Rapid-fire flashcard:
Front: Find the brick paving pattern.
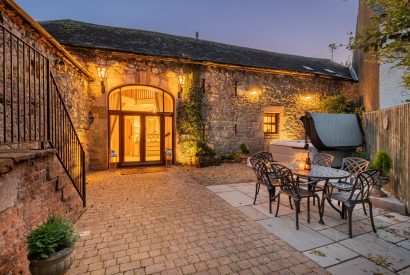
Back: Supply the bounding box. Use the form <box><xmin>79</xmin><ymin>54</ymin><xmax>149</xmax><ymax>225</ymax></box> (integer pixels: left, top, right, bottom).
<box><xmin>68</xmin><ymin>168</ymin><xmax>328</xmax><ymax>275</ymax></box>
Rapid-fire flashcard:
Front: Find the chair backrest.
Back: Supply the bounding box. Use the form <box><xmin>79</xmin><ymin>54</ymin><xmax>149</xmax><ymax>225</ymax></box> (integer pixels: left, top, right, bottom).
<box><xmin>312</xmin><ymin>153</ymin><xmax>334</xmax><ymax>167</ymax></box>
<box><xmin>348</xmin><ymin>169</ymin><xmax>381</xmax><ymax>201</ymax></box>
<box><xmin>249</xmin><ymin>157</ymin><xmax>271</xmax><ymax>186</ymax></box>
<box><xmin>341</xmin><ymin>157</ymin><xmax>370</xmax><ymax>176</ymax></box>
<box><xmin>270</xmin><ymin>163</ymin><xmax>299</xmax><ymax>196</ymax></box>
<box><xmin>253</xmin><ymin>151</ymin><xmax>274</xmax><ymax>163</ymax></box>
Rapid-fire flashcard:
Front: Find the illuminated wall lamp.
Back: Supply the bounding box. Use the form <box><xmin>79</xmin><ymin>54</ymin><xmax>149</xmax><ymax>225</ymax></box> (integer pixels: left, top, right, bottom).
<box><xmin>177</xmin><ymin>75</ymin><xmax>185</xmax><ymax>97</ymax></box>
<box><xmin>97</xmin><ymin>66</ymin><xmax>108</xmax><ymax>94</ymax></box>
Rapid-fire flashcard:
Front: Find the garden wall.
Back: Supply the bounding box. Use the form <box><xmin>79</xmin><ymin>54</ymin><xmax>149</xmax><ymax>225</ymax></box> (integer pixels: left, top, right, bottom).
<box><xmin>364</xmin><ymin>103</ymin><xmax>410</xmax><ymax>210</ymax></box>
<box><xmin>0</xmin><ymin>150</ymin><xmax>84</xmax><ymax>274</ymax></box>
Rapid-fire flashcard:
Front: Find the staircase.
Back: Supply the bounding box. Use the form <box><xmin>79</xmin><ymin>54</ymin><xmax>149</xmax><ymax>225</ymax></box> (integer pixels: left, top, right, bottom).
<box><xmin>0</xmin><ymin>23</ymin><xmax>86</xmax><ymax>206</ymax></box>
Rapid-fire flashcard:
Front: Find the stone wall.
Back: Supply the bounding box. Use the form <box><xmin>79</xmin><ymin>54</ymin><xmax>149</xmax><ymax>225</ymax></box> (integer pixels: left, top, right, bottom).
<box><xmin>0</xmin><ymin>150</ymin><xmax>84</xmax><ymax>274</ymax></box>
<box><xmin>203</xmin><ymin>66</ymin><xmax>360</xmax><ymax>153</ymax></box>
<box><xmin>66</xmin><ymin>47</ymin><xmax>359</xmax><ymax>167</ymax></box>
<box><xmin>0</xmin><ymin>4</ymin><xmax>91</xmax><ymax>162</ymax></box>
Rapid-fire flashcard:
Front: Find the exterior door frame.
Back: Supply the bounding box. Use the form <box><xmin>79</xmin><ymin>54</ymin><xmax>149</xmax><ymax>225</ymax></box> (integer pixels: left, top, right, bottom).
<box><xmin>107</xmin><ymin>84</ymin><xmax>175</xmax><ymax>168</ymax></box>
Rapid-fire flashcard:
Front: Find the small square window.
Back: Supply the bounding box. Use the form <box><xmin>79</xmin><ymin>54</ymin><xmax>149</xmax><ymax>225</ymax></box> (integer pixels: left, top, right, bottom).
<box><xmin>264</xmin><ymin>113</ymin><xmax>279</xmax><ymax>137</ymax></box>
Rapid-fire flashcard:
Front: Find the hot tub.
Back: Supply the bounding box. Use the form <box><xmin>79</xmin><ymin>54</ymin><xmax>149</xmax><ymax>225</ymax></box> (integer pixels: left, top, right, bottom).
<box><xmin>267</xmin><ymin>140</ymin><xmax>350</xmax><ymax>167</ymax></box>
<box><xmin>267</xmin><ymin>140</ymin><xmax>317</xmax><ymax>163</ymax></box>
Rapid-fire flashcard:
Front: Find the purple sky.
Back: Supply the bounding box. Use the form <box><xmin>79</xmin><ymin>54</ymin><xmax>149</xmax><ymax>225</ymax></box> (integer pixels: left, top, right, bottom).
<box><xmin>15</xmin><ymin>0</ymin><xmax>359</xmax><ymax>65</ymax></box>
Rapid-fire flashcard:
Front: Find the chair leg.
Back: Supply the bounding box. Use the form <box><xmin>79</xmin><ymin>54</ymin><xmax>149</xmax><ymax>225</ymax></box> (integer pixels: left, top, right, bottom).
<box><xmin>307</xmin><ymin>197</ymin><xmax>310</xmax><ymax>223</ymax></box>
<box><xmin>295</xmin><ymin>199</ymin><xmax>301</xmax><ymax>230</ymax></box>
<box><xmin>316</xmin><ymin>195</ymin><xmax>322</xmax><ymax>220</ymax></box>
<box><xmin>347</xmin><ymin>205</ymin><xmax>354</xmax><ymax>238</ymax></box>
<box><xmin>362</xmin><ymin>203</ymin><xmax>367</xmax><ymax>216</ymax></box>
<box><xmin>275</xmin><ymin>193</ymin><xmax>281</xmax><ymax>217</ymax></box>
<box><xmin>288</xmin><ymin>196</ymin><xmax>293</xmax><ymax>210</ymax></box>
<box><xmin>253</xmin><ymin>183</ymin><xmax>260</xmax><ymax>205</ymax></box>
<box><xmin>319</xmin><ymin>195</ymin><xmax>326</xmax><ymax>224</ymax></box>
<box><xmin>312</xmin><ymin>186</ymin><xmax>316</xmax><ymax>206</ymax></box>
<box><xmin>368</xmin><ymin>201</ymin><xmax>377</xmax><ymax>233</ymax></box>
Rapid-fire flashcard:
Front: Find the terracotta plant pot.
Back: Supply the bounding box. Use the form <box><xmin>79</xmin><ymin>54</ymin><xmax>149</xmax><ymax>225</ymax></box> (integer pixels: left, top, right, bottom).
<box><xmin>29</xmin><ymin>246</ymin><xmax>74</xmax><ymax>275</ymax></box>
<box><xmin>372</xmin><ymin>176</ymin><xmax>389</xmax><ymax>197</ymax></box>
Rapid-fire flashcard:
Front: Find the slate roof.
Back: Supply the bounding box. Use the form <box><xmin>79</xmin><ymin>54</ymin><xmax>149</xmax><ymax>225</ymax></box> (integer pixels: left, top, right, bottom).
<box><xmin>40</xmin><ymin>19</ymin><xmax>354</xmax><ymax>80</ymax></box>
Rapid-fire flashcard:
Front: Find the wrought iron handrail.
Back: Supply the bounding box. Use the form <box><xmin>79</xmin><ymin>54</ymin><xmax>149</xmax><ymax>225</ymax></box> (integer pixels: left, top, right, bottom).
<box><xmin>0</xmin><ymin>23</ymin><xmax>86</xmax><ymax>206</ymax></box>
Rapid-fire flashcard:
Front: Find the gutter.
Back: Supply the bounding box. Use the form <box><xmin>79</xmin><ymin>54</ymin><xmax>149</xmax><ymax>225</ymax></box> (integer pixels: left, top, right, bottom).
<box><xmin>3</xmin><ymin>0</ymin><xmax>95</xmax><ymax>81</ymax></box>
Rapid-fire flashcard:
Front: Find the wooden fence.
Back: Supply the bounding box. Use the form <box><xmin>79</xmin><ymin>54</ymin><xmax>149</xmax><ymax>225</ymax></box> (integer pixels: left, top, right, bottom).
<box><xmin>364</xmin><ymin>103</ymin><xmax>410</xmax><ymax>210</ymax></box>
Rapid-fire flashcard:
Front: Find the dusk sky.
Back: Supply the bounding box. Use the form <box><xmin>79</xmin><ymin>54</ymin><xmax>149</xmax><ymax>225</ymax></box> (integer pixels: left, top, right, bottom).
<box><xmin>15</xmin><ymin>0</ymin><xmax>359</xmax><ymax>65</ymax></box>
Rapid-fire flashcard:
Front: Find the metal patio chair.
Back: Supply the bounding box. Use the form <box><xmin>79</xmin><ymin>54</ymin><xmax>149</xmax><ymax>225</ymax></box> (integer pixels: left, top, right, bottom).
<box><xmin>250</xmin><ymin>157</ymin><xmax>295</xmax><ymax>212</ymax></box>
<box><xmin>312</xmin><ymin>153</ymin><xmax>334</xmax><ymax>167</ymax></box>
<box><xmin>253</xmin><ymin>151</ymin><xmax>275</xmax><ymax>163</ymax></box>
<box><xmin>271</xmin><ymin>163</ymin><xmax>321</xmax><ymax>230</ymax></box>
<box><xmin>305</xmin><ymin>153</ymin><xmax>334</xmax><ymax>205</ymax></box>
<box><xmin>324</xmin><ymin>169</ymin><xmax>381</xmax><ymax>238</ymax></box>
<box><xmin>329</xmin><ymin>157</ymin><xmax>370</xmax><ymax>214</ymax></box>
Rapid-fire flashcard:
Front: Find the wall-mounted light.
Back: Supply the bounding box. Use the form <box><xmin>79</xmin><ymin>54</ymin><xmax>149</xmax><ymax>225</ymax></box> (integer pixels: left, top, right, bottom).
<box><xmin>97</xmin><ymin>65</ymin><xmax>108</xmax><ymax>94</ymax></box>
<box><xmin>177</xmin><ymin>71</ymin><xmax>185</xmax><ymax>98</ymax></box>
<box><xmin>177</xmin><ymin>75</ymin><xmax>185</xmax><ymax>85</ymax></box>
<box><xmin>303</xmin><ymin>95</ymin><xmax>312</xmax><ymax>101</ymax></box>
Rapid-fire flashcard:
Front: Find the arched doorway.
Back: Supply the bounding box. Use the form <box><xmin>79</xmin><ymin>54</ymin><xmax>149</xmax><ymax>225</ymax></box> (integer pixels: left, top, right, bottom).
<box><xmin>108</xmin><ymin>84</ymin><xmax>175</xmax><ymax>166</ymax></box>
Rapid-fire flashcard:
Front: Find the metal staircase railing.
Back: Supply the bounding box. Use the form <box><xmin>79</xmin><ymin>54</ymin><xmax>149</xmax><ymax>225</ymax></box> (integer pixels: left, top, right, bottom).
<box><xmin>0</xmin><ymin>23</ymin><xmax>86</xmax><ymax>206</ymax></box>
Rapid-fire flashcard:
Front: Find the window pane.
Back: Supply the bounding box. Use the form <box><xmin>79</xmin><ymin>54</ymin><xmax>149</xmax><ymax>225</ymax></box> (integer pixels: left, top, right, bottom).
<box><xmin>109</xmin><ymin>90</ymin><xmax>121</xmax><ymax>110</ymax></box>
<box><xmin>164</xmin><ymin>93</ymin><xmax>173</xmax><ymax>112</ymax></box>
<box><xmin>120</xmin><ymin>86</ymin><xmax>164</xmax><ymax>112</ymax></box>
<box><xmin>109</xmin><ymin>115</ymin><xmax>119</xmax><ymax>159</ymax></box>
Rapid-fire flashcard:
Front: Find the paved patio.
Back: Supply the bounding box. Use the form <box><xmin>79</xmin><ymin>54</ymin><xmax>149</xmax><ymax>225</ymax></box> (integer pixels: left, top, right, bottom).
<box><xmin>208</xmin><ymin>183</ymin><xmax>410</xmax><ymax>274</ymax></box>
<box><xmin>68</xmin><ymin>169</ymin><xmax>327</xmax><ymax>275</ymax></box>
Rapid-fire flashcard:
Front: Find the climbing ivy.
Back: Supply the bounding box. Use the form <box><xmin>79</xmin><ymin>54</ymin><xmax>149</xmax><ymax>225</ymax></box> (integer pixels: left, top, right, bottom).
<box><xmin>176</xmin><ymin>64</ymin><xmax>206</xmax><ymax>160</ymax></box>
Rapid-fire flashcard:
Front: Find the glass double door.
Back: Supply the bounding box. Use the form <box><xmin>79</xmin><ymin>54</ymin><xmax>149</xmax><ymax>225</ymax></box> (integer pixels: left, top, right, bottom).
<box><xmin>110</xmin><ymin>114</ymin><xmax>173</xmax><ymax>166</ymax></box>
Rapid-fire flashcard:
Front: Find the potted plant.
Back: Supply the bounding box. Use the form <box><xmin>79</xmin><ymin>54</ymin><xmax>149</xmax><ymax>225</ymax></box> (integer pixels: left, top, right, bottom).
<box><xmin>193</xmin><ymin>142</ymin><xmax>220</xmax><ymax>168</ymax></box>
<box><xmin>369</xmin><ymin>150</ymin><xmax>393</xmax><ymax>197</ymax></box>
<box><xmin>27</xmin><ymin>216</ymin><xmax>79</xmax><ymax>275</ymax></box>
<box><xmin>239</xmin><ymin>143</ymin><xmax>251</xmax><ymax>164</ymax></box>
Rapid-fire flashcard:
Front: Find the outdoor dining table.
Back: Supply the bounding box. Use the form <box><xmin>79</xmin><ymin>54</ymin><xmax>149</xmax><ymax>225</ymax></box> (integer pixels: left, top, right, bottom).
<box><xmin>279</xmin><ymin>162</ymin><xmax>350</xmax><ymax>224</ymax></box>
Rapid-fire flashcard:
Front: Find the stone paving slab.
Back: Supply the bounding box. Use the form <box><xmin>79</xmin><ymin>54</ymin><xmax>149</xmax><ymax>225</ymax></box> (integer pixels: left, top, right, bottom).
<box><xmin>303</xmin><ymin>243</ymin><xmax>359</xmax><ymax>267</ymax></box>
<box><xmin>258</xmin><ymin>217</ymin><xmax>334</xmax><ymax>251</ymax></box>
<box><xmin>210</xmin><ymin>182</ymin><xmax>410</xmax><ymax>274</ymax></box>
<box><xmin>340</xmin><ymin>233</ymin><xmax>410</xmax><ymax>272</ymax></box>
<box><xmin>326</xmin><ymin>256</ymin><xmax>395</xmax><ymax>275</ymax></box>
<box><xmin>67</xmin><ymin>170</ymin><xmax>326</xmax><ymax>275</ymax></box>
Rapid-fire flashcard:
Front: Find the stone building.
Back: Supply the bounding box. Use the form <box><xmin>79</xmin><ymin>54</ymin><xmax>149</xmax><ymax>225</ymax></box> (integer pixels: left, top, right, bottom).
<box><xmin>39</xmin><ymin>20</ymin><xmax>359</xmax><ymax>169</ymax></box>
<box><xmin>0</xmin><ymin>1</ymin><xmax>361</xmax><ymax>273</ymax></box>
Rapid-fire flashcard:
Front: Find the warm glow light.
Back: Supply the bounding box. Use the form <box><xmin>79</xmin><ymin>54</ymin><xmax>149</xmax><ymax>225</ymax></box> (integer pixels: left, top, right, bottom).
<box><xmin>304</xmin><ymin>96</ymin><xmax>312</xmax><ymax>101</ymax></box>
<box><xmin>250</xmin><ymin>90</ymin><xmax>258</xmax><ymax>96</ymax></box>
<box><xmin>178</xmin><ymin>75</ymin><xmax>185</xmax><ymax>85</ymax></box>
<box><xmin>97</xmin><ymin>67</ymin><xmax>107</xmax><ymax>79</ymax></box>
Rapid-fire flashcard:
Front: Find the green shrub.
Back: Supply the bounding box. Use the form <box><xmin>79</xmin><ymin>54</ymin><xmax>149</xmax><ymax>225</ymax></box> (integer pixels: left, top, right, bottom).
<box><xmin>319</xmin><ymin>95</ymin><xmax>356</xmax><ymax>114</ymax></box>
<box><xmin>239</xmin><ymin>143</ymin><xmax>250</xmax><ymax>154</ymax></box>
<box><xmin>220</xmin><ymin>152</ymin><xmax>241</xmax><ymax>161</ymax></box>
<box><xmin>369</xmin><ymin>150</ymin><xmax>393</xmax><ymax>176</ymax></box>
<box><xmin>27</xmin><ymin>216</ymin><xmax>79</xmax><ymax>260</ymax></box>
<box><xmin>196</xmin><ymin>142</ymin><xmax>216</xmax><ymax>157</ymax></box>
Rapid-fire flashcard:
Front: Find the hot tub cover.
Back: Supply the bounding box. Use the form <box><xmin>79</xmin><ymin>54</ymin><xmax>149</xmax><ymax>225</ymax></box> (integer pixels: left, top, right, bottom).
<box><xmin>301</xmin><ymin>112</ymin><xmax>364</xmax><ymax>150</ymax></box>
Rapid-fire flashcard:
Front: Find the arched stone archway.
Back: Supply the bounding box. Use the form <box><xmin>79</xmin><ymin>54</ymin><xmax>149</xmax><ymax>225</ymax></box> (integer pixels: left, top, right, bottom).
<box><xmin>108</xmin><ymin>84</ymin><xmax>175</xmax><ymax>166</ymax></box>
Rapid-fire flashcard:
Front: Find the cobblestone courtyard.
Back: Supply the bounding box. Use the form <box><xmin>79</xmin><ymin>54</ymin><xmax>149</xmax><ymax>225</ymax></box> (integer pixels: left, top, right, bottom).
<box><xmin>68</xmin><ymin>168</ymin><xmax>326</xmax><ymax>275</ymax></box>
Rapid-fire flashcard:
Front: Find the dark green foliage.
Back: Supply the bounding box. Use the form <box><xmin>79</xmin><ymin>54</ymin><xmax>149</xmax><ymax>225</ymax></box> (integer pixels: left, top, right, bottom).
<box><xmin>220</xmin><ymin>152</ymin><xmax>241</xmax><ymax>161</ymax></box>
<box><xmin>369</xmin><ymin>150</ymin><xmax>393</xmax><ymax>176</ymax></box>
<box><xmin>176</xmin><ymin>64</ymin><xmax>207</xmax><ymax>159</ymax></box>
<box><xmin>239</xmin><ymin>143</ymin><xmax>250</xmax><ymax>154</ymax></box>
<box><xmin>319</xmin><ymin>95</ymin><xmax>356</xmax><ymax>114</ymax></box>
<box><xmin>27</xmin><ymin>216</ymin><xmax>79</xmax><ymax>260</ymax></box>
<box><xmin>351</xmin><ymin>150</ymin><xmax>370</xmax><ymax>160</ymax></box>
<box><xmin>196</xmin><ymin>142</ymin><xmax>216</xmax><ymax>157</ymax></box>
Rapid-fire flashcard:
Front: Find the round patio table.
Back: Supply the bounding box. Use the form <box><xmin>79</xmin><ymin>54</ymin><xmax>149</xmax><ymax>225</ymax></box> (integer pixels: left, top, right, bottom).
<box><xmin>279</xmin><ymin>163</ymin><xmax>350</xmax><ymax>224</ymax></box>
